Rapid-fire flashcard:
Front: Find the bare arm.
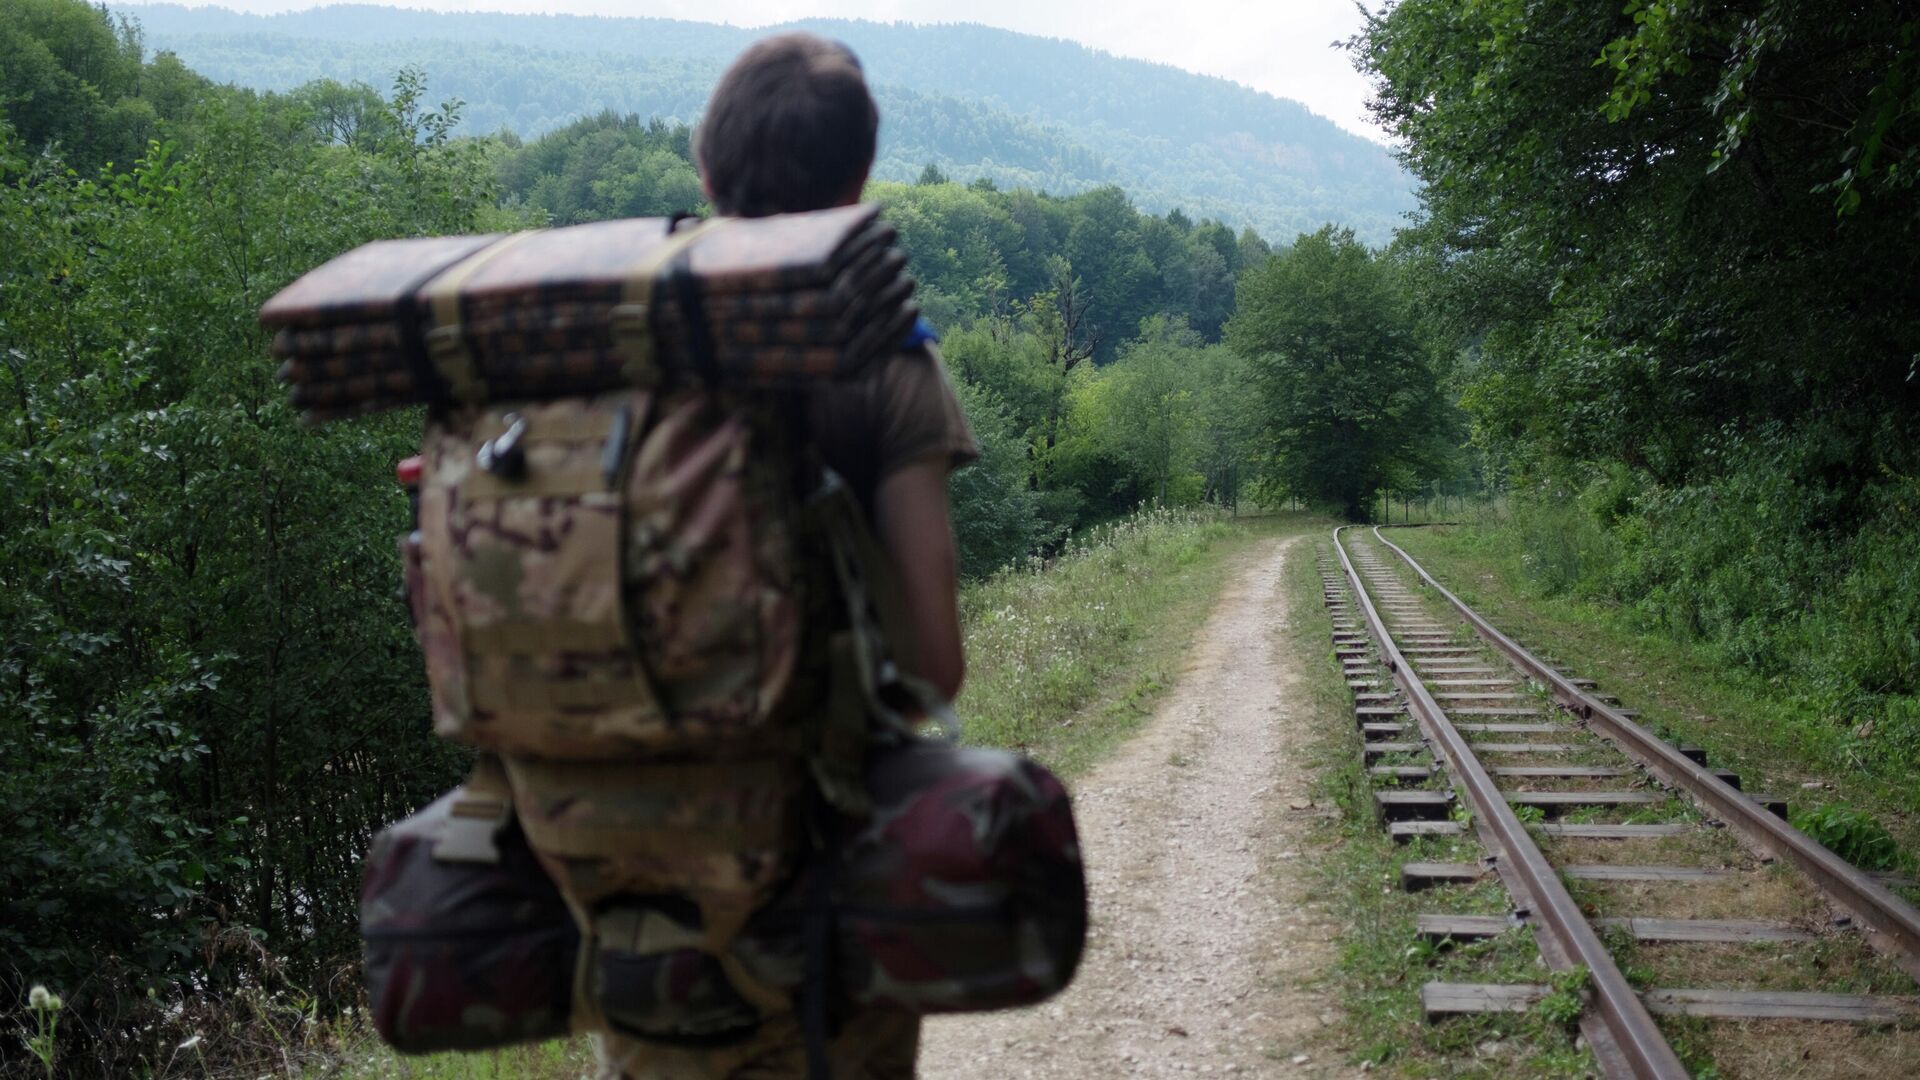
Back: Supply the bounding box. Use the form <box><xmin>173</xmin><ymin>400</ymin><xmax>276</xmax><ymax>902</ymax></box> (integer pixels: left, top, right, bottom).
<box><xmin>872</xmin><ymin>457</ymin><xmax>965</xmax><ymax>700</ymax></box>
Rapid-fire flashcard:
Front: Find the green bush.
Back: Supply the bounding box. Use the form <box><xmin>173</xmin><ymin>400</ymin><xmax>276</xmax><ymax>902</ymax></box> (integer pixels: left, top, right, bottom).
<box><xmin>1790</xmin><ymin>804</ymin><xmax>1906</xmax><ymax>873</ymax></box>
<box><xmin>1483</xmin><ymin>433</ymin><xmax>1920</xmax><ymax>778</ymax></box>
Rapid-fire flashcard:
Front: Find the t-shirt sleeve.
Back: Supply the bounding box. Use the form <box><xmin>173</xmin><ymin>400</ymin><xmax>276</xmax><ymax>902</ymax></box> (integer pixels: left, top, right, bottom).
<box><xmin>870</xmin><ymin>344</ymin><xmax>981</xmax><ymax>478</ymax></box>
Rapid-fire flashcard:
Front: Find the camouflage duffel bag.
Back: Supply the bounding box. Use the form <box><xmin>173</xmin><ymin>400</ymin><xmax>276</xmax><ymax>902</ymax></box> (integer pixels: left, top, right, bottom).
<box><xmin>360</xmin><ymin>736</ymin><xmax>1085</xmax><ymax>1052</ymax></box>
<box><xmin>361</xmin><ymin>783</ymin><xmax>769</xmax><ymax>1054</ymax></box>
<box><xmin>842</xmin><ymin>738</ymin><xmax>1086</xmax><ymax>1011</ymax></box>
<box><xmin>361</xmin><ymin>787</ymin><xmax>577</xmax><ymax>1052</ymax></box>
<box><xmin>737</xmin><ymin>736</ymin><xmax>1089</xmax><ymax>1014</ymax></box>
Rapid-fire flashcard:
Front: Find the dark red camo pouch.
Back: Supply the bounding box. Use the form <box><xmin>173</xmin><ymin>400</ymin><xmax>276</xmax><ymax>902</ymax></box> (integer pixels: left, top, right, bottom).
<box><xmin>844</xmin><ymin>738</ymin><xmax>1088</xmax><ymax>1011</ymax></box>
<box><xmin>738</xmin><ymin>738</ymin><xmax>1089</xmax><ymax>1013</ymax></box>
<box><xmin>360</xmin><ymin>790</ymin><xmax>577</xmax><ymax>1052</ymax></box>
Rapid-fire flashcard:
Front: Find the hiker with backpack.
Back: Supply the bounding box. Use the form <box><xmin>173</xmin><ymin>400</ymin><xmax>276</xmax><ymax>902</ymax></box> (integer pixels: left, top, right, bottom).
<box><xmin>268</xmin><ymin>30</ymin><xmax>1087</xmax><ymax>1080</ymax></box>
<box><xmin>566</xmin><ymin>32</ymin><xmax>983</xmax><ymax>1079</ymax></box>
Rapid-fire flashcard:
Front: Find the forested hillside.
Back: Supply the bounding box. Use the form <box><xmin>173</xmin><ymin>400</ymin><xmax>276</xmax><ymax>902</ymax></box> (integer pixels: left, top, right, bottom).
<box><xmin>0</xmin><ymin>3</ymin><xmax>1459</xmax><ymax>1071</ymax></box>
<box><xmin>121</xmin><ymin>2</ymin><xmax>1415</xmax><ymax>242</ymax></box>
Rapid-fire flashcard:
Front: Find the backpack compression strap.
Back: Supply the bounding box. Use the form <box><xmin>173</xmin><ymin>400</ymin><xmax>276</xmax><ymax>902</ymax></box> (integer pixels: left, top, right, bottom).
<box><xmin>419</xmin><ymin>231</ymin><xmax>544</xmax><ymax>404</ymax></box>
<box><xmin>432</xmin><ymin>752</ymin><xmax>515</xmax><ymax>864</ymax></box>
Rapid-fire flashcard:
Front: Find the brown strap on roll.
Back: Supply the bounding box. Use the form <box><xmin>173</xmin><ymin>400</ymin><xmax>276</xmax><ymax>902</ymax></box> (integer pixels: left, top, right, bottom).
<box><xmin>609</xmin><ymin>218</ymin><xmax>731</xmax><ymax>386</ymax></box>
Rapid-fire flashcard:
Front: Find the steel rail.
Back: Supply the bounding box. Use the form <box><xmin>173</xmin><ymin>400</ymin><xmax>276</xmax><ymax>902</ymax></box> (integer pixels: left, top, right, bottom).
<box><xmin>1371</xmin><ymin>525</ymin><xmax>1920</xmax><ymax>976</ymax></box>
<box><xmin>1332</xmin><ymin>527</ymin><xmax>1689</xmax><ymax>1080</ymax></box>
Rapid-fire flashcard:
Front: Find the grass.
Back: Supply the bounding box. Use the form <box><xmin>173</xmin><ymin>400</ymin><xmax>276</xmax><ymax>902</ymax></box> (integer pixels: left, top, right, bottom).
<box><xmin>1286</xmin><ymin>537</ymin><xmax>1596</xmax><ymax>1079</ymax></box>
<box><xmin>1382</xmin><ymin>523</ymin><xmax>1920</xmax><ymax>876</ymax></box>
<box><xmin>296</xmin><ymin>1033</ymin><xmax>591</xmax><ymax>1080</ymax></box>
<box><xmin>956</xmin><ymin>504</ymin><xmax>1320</xmax><ymax>777</ymax></box>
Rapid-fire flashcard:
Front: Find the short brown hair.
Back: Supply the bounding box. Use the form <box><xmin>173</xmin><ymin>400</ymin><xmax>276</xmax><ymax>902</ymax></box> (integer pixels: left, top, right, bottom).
<box><xmin>695</xmin><ymin>33</ymin><xmax>879</xmax><ymax>217</ymax></box>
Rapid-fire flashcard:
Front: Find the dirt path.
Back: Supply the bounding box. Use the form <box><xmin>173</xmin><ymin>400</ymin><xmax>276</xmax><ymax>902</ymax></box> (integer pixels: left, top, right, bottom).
<box><xmin>918</xmin><ymin>534</ymin><xmax>1353</xmax><ymax>1078</ymax></box>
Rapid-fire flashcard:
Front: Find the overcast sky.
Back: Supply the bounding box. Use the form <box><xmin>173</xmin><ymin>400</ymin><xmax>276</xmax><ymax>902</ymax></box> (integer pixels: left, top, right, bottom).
<box><xmin>132</xmin><ymin>1</ymin><xmax>1387</xmax><ymax>142</ymax></box>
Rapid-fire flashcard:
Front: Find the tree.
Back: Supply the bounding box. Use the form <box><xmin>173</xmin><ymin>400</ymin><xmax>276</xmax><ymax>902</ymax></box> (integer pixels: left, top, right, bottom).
<box><xmin>1356</xmin><ymin>0</ymin><xmax>1920</xmax><ymax>770</ymax></box>
<box><xmin>0</xmin><ymin>46</ymin><xmax>496</xmax><ymax>1057</ymax></box>
<box><xmin>1077</xmin><ymin>316</ymin><xmax>1204</xmax><ymax>504</ymax></box>
<box><xmin>0</xmin><ymin>0</ymin><xmax>154</xmax><ymax>171</ymax></box>
<box><xmin>1227</xmin><ymin>225</ymin><xmax>1440</xmax><ymax>520</ymax></box>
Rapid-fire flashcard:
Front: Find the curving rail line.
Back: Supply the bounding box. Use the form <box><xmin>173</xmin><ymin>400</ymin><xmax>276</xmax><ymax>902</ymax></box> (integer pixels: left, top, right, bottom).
<box><xmin>1326</xmin><ymin>524</ymin><xmax>1920</xmax><ymax>1080</ymax></box>
<box><xmin>1331</xmin><ymin>526</ymin><xmax>1687</xmax><ymax>1079</ymax></box>
<box><xmin>1367</xmin><ymin>525</ymin><xmax>1920</xmax><ymax>972</ymax></box>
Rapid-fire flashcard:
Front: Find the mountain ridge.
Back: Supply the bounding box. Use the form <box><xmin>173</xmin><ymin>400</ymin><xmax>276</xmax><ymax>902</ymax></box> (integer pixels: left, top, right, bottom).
<box><xmin>119</xmin><ymin>3</ymin><xmax>1415</xmax><ymax>241</ymax></box>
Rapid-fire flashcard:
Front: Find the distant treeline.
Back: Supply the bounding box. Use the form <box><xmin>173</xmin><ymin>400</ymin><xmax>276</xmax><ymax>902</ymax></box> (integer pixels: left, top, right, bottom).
<box><xmin>128</xmin><ymin>1</ymin><xmax>1417</xmax><ymax>243</ymax></box>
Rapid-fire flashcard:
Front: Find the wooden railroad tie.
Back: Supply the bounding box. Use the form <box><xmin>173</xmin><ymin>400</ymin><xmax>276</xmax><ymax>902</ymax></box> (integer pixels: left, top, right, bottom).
<box><xmin>1421</xmin><ymin>982</ymin><xmax>1920</xmax><ymax>1024</ymax></box>
<box><xmin>1400</xmin><ymin>861</ymin><xmax>1738</xmax><ymax>891</ymax></box>
<box><xmin>1375</xmin><ymin>790</ymin><xmax>1453</xmax><ymax>820</ymax></box>
<box><xmin>1416</xmin><ymin>913</ymin><xmax>1814</xmax><ymax>944</ymax></box>
<box><xmin>1535</xmin><ymin>823</ymin><xmax>1692</xmax><ymax>838</ymax></box>
<box><xmin>1468</xmin><ymin>742</ymin><xmax>1583</xmax><ymax>754</ymax></box>
<box><xmin>1389</xmin><ymin>820</ymin><xmax>1466</xmax><ymax>843</ymax></box>
<box><xmin>1488</xmin><ymin>766</ymin><xmax>1630</xmax><ymax>779</ymax></box>
<box><xmin>1363</xmin><ymin>741</ymin><xmax>1423</xmax><ymax>759</ymax></box>
<box><xmin>1505</xmin><ymin>790</ymin><xmax>1665</xmax><ymax>811</ymax></box>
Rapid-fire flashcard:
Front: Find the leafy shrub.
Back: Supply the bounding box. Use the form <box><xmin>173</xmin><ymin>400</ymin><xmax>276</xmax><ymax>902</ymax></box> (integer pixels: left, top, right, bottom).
<box><xmin>1790</xmin><ymin>804</ymin><xmax>1906</xmax><ymax>873</ymax></box>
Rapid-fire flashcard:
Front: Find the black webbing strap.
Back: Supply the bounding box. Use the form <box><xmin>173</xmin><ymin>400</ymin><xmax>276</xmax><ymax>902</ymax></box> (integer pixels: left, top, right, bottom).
<box><xmin>801</xmin><ymin>798</ymin><xmax>842</xmax><ymax>1080</ymax></box>
<box><xmin>661</xmin><ymin>244</ymin><xmax>721</xmax><ymax>387</ymax></box>
<box><xmin>394</xmin><ymin>241</ymin><xmax>500</xmax><ymax>405</ymax></box>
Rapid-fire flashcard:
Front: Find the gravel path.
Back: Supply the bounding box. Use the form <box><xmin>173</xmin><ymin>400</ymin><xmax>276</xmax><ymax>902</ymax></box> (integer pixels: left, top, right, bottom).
<box><xmin>919</xmin><ymin>535</ymin><xmax>1354</xmax><ymax>1078</ymax></box>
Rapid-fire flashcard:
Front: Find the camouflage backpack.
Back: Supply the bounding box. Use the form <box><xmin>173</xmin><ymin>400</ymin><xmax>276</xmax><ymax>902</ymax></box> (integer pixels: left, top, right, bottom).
<box><xmin>399</xmin><ymin>377</ymin><xmax>903</xmax><ymax>1043</ymax></box>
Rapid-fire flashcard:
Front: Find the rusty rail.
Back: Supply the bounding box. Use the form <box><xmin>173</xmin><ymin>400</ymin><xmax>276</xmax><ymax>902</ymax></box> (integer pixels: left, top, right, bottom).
<box><xmin>1371</xmin><ymin>525</ymin><xmax>1920</xmax><ymax>975</ymax></box>
<box><xmin>1332</xmin><ymin>527</ymin><xmax>1689</xmax><ymax>1080</ymax></box>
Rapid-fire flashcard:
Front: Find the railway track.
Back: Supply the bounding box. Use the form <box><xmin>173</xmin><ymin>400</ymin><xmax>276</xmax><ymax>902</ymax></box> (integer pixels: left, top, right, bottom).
<box><xmin>1320</xmin><ymin>525</ymin><xmax>1920</xmax><ymax>1079</ymax></box>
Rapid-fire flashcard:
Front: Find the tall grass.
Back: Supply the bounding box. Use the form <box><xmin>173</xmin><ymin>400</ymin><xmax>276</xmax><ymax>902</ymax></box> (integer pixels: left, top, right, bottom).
<box><xmin>956</xmin><ymin>504</ymin><xmax>1235</xmax><ymax>768</ymax></box>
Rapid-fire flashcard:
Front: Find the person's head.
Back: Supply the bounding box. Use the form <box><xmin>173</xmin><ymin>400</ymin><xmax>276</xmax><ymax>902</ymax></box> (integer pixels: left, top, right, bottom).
<box><xmin>695</xmin><ymin>32</ymin><xmax>879</xmax><ymax>217</ymax></box>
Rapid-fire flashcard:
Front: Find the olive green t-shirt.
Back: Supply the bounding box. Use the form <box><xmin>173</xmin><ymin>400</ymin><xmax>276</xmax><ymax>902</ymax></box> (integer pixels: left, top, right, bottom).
<box><xmin>809</xmin><ymin>343</ymin><xmax>980</xmax><ymax>508</ymax></box>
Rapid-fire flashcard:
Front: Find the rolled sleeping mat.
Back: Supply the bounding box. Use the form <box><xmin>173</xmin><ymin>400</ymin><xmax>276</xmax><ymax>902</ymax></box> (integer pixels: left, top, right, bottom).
<box><xmin>261</xmin><ymin>205</ymin><xmax>919</xmax><ymax>420</ymax></box>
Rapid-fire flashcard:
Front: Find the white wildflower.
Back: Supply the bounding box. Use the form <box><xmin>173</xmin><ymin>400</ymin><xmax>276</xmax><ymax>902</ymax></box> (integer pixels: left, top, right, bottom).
<box><xmin>178</xmin><ymin>1035</ymin><xmax>202</xmax><ymax>1051</ymax></box>
<box><xmin>28</xmin><ymin>985</ymin><xmax>50</xmax><ymax>1010</ymax></box>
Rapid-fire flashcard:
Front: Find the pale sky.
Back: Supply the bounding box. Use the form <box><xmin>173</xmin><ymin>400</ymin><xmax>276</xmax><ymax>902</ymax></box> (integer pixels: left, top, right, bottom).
<box><xmin>139</xmin><ymin>1</ymin><xmax>1387</xmax><ymax>142</ymax></box>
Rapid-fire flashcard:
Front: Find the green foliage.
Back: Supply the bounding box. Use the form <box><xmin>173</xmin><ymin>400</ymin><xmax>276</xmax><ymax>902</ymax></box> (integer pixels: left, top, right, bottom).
<box><xmin>496</xmin><ymin>110</ymin><xmax>702</xmax><ymax>224</ymax></box>
<box><xmin>1791</xmin><ymin>804</ymin><xmax>1906</xmax><ymax>873</ymax></box>
<box><xmin>0</xmin><ymin>16</ymin><xmax>493</xmax><ymax>1062</ymax></box>
<box><xmin>870</xmin><ymin>180</ymin><xmax>1246</xmax><ymax>359</ymax></box>
<box><xmin>1535</xmin><ymin>966</ymin><xmax>1590</xmax><ymax>1027</ymax></box>
<box><xmin>943</xmin><ymin>374</ymin><xmax>1055</xmax><ymax>580</ymax></box>
<box><xmin>0</xmin><ymin>0</ymin><xmax>167</xmax><ymax>172</ymax></box>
